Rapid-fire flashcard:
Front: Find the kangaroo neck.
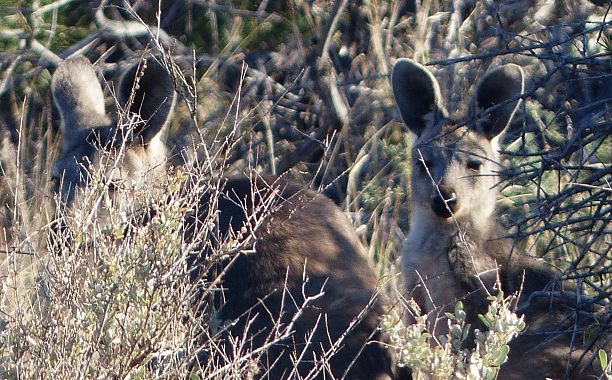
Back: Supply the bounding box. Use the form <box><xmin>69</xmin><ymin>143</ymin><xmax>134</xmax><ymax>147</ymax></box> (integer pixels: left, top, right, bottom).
<box><xmin>424</xmin><ymin>214</ymin><xmax>492</xmax><ymax>245</ymax></box>
<box><xmin>409</xmin><ymin>208</ymin><xmax>500</xmax><ymax>279</ymax></box>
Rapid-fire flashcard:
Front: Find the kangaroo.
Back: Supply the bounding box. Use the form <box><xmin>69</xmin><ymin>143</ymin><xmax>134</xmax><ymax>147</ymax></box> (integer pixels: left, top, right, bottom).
<box><xmin>392</xmin><ymin>58</ymin><xmax>602</xmax><ymax>379</ymax></box>
<box><xmin>51</xmin><ymin>56</ymin><xmax>400</xmax><ymax>379</ymax></box>
<box><xmin>51</xmin><ymin>55</ymin><xmax>175</xmax><ymax>209</ymax></box>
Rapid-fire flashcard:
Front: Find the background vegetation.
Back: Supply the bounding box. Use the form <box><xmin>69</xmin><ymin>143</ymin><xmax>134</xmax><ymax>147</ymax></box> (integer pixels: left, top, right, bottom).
<box><xmin>0</xmin><ymin>0</ymin><xmax>609</xmax><ymax>378</ymax></box>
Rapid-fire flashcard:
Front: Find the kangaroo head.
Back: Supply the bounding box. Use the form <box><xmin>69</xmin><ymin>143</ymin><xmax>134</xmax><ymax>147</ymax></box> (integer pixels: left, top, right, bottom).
<box><xmin>392</xmin><ymin>59</ymin><xmax>524</xmax><ymax>229</ymax></box>
<box><xmin>51</xmin><ymin>55</ymin><xmax>176</xmax><ymax>208</ymax></box>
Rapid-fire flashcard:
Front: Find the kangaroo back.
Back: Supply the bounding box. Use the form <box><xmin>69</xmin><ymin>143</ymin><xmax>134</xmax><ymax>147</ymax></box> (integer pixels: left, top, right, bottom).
<box><xmin>392</xmin><ymin>59</ymin><xmax>601</xmax><ymax>378</ymax></box>
<box><xmin>186</xmin><ymin>176</ymin><xmax>399</xmax><ymax>379</ymax></box>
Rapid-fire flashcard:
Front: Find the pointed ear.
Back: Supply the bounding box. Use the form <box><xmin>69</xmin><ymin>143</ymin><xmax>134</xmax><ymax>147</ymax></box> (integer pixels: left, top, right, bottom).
<box><xmin>391</xmin><ymin>59</ymin><xmax>446</xmax><ymax>136</ymax></box>
<box><xmin>52</xmin><ymin>56</ymin><xmax>107</xmax><ymax>132</ymax></box>
<box><xmin>117</xmin><ymin>57</ymin><xmax>176</xmax><ymax>145</ymax></box>
<box><xmin>471</xmin><ymin>64</ymin><xmax>524</xmax><ymax>140</ymax></box>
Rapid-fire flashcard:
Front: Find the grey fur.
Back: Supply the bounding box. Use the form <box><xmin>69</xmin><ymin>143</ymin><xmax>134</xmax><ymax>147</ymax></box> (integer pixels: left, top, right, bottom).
<box><xmin>391</xmin><ymin>59</ymin><xmax>447</xmax><ymax>136</ymax></box>
<box><xmin>51</xmin><ymin>55</ymin><xmax>176</xmax><ymax>206</ymax></box>
<box><xmin>393</xmin><ymin>59</ymin><xmax>600</xmax><ymax>378</ymax></box>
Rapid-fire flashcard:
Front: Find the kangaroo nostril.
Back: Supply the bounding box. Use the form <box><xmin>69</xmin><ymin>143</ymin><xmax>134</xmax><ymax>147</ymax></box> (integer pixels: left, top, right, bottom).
<box><xmin>444</xmin><ymin>192</ymin><xmax>457</xmax><ymax>204</ymax></box>
<box><xmin>438</xmin><ymin>187</ymin><xmax>457</xmax><ymax>203</ymax></box>
<box><xmin>432</xmin><ymin>188</ymin><xmax>459</xmax><ymax>218</ymax></box>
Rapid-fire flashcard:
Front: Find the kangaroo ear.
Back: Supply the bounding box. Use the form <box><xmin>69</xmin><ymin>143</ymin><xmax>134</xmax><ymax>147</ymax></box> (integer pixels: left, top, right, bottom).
<box><xmin>391</xmin><ymin>59</ymin><xmax>446</xmax><ymax>136</ymax></box>
<box><xmin>471</xmin><ymin>64</ymin><xmax>524</xmax><ymax>140</ymax></box>
<box><xmin>117</xmin><ymin>57</ymin><xmax>176</xmax><ymax>145</ymax></box>
<box><xmin>52</xmin><ymin>56</ymin><xmax>108</xmax><ymax>133</ymax></box>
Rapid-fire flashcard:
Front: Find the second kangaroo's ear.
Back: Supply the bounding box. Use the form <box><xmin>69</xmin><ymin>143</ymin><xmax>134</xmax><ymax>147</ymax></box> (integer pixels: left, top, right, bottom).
<box><xmin>391</xmin><ymin>58</ymin><xmax>446</xmax><ymax>136</ymax></box>
<box><xmin>52</xmin><ymin>56</ymin><xmax>108</xmax><ymax>132</ymax></box>
<box><xmin>471</xmin><ymin>64</ymin><xmax>525</xmax><ymax>140</ymax></box>
<box><xmin>117</xmin><ymin>57</ymin><xmax>176</xmax><ymax>145</ymax></box>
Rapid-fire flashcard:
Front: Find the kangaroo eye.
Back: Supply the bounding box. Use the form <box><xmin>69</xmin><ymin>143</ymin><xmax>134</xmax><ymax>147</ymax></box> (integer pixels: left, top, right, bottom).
<box><xmin>467</xmin><ymin>160</ymin><xmax>482</xmax><ymax>171</ymax></box>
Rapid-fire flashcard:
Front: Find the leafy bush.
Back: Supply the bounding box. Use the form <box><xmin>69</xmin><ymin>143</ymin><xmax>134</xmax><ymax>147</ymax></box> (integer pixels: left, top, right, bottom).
<box><xmin>382</xmin><ymin>291</ymin><xmax>526</xmax><ymax>380</ymax></box>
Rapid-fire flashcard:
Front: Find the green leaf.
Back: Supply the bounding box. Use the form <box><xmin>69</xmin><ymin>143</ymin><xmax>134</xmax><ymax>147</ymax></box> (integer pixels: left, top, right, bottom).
<box><xmin>454</xmin><ymin>301</ymin><xmax>464</xmax><ymax>316</ymax></box>
<box><xmin>450</xmin><ymin>324</ymin><xmax>463</xmax><ymax>338</ymax></box>
<box><xmin>492</xmin><ymin>345</ymin><xmax>510</xmax><ymax>366</ymax></box>
<box><xmin>598</xmin><ymin>349</ymin><xmax>608</xmax><ymax>371</ymax></box>
<box><xmin>462</xmin><ymin>324</ymin><xmax>471</xmax><ymax>341</ymax></box>
<box><xmin>485</xmin><ymin>367</ymin><xmax>499</xmax><ymax>380</ymax></box>
<box><xmin>478</xmin><ymin>314</ymin><xmax>492</xmax><ymax>329</ymax></box>
<box><xmin>456</xmin><ymin>308</ymin><xmax>466</xmax><ymax>320</ymax></box>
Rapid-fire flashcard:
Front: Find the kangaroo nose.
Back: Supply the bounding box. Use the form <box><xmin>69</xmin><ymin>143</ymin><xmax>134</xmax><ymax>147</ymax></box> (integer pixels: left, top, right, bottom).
<box><xmin>431</xmin><ymin>187</ymin><xmax>458</xmax><ymax>218</ymax></box>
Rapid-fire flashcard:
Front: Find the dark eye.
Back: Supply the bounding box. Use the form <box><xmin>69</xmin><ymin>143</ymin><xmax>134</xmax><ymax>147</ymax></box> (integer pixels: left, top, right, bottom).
<box><xmin>467</xmin><ymin>160</ymin><xmax>482</xmax><ymax>171</ymax></box>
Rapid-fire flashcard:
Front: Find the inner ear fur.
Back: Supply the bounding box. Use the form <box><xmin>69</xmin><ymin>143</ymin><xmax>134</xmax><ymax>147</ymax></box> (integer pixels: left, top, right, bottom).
<box><xmin>117</xmin><ymin>56</ymin><xmax>176</xmax><ymax>145</ymax></box>
<box><xmin>391</xmin><ymin>58</ymin><xmax>447</xmax><ymax>136</ymax></box>
<box><xmin>471</xmin><ymin>64</ymin><xmax>525</xmax><ymax>140</ymax></box>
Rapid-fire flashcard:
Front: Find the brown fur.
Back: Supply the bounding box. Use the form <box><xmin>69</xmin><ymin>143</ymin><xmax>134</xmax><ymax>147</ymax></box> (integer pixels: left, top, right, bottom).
<box><xmin>502</xmin><ymin>294</ymin><xmax>606</xmax><ymax>379</ymax></box>
<box><xmin>186</xmin><ymin>175</ymin><xmax>399</xmax><ymax>379</ymax></box>
<box><xmin>392</xmin><ymin>58</ymin><xmax>603</xmax><ymax>379</ymax></box>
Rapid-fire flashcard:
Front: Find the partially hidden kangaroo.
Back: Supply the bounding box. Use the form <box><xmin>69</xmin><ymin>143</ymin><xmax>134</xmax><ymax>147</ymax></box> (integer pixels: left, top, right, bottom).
<box><xmin>51</xmin><ymin>55</ymin><xmax>400</xmax><ymax>379</ymax></box>
<box><xmin>392</xmin><ymin>58</ymin><xmax>603</xmax><ymax>379</ymax></box>
<box><xmin>51</xmin><ymin>55</ymin><xmax>174</xmax><ymax>208</ymax></box>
